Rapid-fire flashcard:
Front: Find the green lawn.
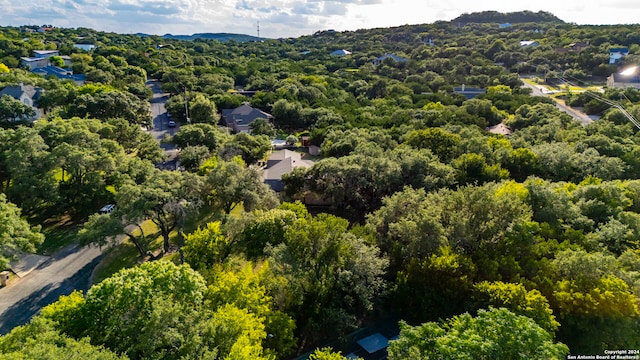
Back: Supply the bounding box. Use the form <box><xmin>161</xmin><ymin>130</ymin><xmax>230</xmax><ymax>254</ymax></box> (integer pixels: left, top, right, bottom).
<box><xmin>37</xmin><ymin>216</ymin><xmax>78</xmax><ymax>255</ymax></box>
<box><xmin>91</xmin><ymin>220</ymin><xmax>164</xmax><ymax>284</ymax></box>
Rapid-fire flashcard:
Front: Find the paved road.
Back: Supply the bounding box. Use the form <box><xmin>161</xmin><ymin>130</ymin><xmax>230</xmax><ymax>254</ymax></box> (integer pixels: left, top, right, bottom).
<box><xmin>0</xmin><ymin>244</ymin><xmax>104</xmax><ymax>334</ymax></box>
<box><xmin>146</xmin><ymin>79</ymin><xmax>179</xmax><ymax>167</ymax></box>
<box><xmin>520</xmin><ymin>76</ymin><xmax>593</xmax><ymax>126</ymax></box>
<box><xmin>0</xmin><ymin>82</ymin><xmax>174</xmax><ymax>335</ymax></box>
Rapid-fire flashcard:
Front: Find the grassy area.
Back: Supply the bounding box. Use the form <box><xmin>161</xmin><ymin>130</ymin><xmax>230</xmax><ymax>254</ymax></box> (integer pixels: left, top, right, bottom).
<box><xmin>91</xmin><ymin>220</ymin><xmax>164</xmax><ymax>284</ymax></box>
<box><xmin>91</xmin><ymin>204</ymin><xmax>249</xmax><ymax>285</ymax></box>
<box><xmin>37</xmin><ymin>216</ymin><xmax>78</xmax><ymax>255</ymax></box>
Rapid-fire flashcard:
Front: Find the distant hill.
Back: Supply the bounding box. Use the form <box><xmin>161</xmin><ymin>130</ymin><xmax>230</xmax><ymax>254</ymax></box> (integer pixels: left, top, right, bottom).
<box><xmin>452</xmin><ymin>10</ymin><xmax>564</xmax><ymax>24</ymax></box>
<box><xmin>156</xmin><ymin>33</ymin><xmax>266</xmax><ymax>42</ymax></box>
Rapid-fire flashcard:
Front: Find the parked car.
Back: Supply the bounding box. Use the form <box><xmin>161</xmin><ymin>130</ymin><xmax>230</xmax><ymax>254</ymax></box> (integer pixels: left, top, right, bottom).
<box><xmin>99</xmin><ymin>204</ymin><xmax>115</xmax><ymax>214</ymax></box>
<box><xmin>168</xmin><ymin>120</ymin><xmax>176</xmax><ymax>128</ymax></box>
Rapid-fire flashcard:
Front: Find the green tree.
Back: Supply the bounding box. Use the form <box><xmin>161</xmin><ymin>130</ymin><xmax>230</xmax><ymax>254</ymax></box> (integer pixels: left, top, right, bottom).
<box><xmin>0</xmin><ymin>94</ymin><xmax>36</xmax><ymax>123</ymax></box>
<box><xmin>0</xmin><ymin>317</ymin><xmax>125</xmax><ymax>360</ymax></box>
<box><xmin>117</xmin><ymin>170</ymin><xmax>203</xmax><ymax>253</ymax></box>
<box><xmin>221</xmin><ymin>132</ymin><xmax>271</xmax><ymax>164</ymax></box>
<box><xmin>249</xmin><ymin>117</ymin><xmax>276</xmax><ymax>137</ymax></box>
<box><xmin>41</xmin><ymin>261</ymin><xmax>272</xmax><ymax>360</ymax></box>
<box><xmin>308</xmin><ymin>347</ymin><xmax>349</xmax><ymax>360</ymax></box>
<box><xmin>388</xmin><ymin>308</ymin><xmax>569</xmax><ymax>360</ymax></box>
<box><xmin>188</xmin><ymin>93</ymin><xmax>220</xmax><ymax>124</ymax></box>
<box><xmin>403</xmin><ymin>128</ymin><xmax>461</xmax><ymax>162</ymax></box>
<box><xmin>472</xmin><ymin>281</ymin><xmax>559</xmax><ymax>332</ymax></box>
<box><xmin>183</xmin><ymin>221</ymin><xmax>232</xmax><ymax>270</ymax></box>
<box><xmin>268</xmin><ymin>213</ymin><xmax>388</xmax><ymax>343</ymax></box>
<box><xmin>179</xmin><ymin>145</ymin><xmax>210</xmax><ymax>172</ymax></box>
<box><xmin>204</xmin><ymin>160</ymin><xmax>278</xmax><ymax>215</ymax></box>
<box><xmin>0</xmin><ymin>193</ymin><xmax>44</xmax><ymax>269</ymax></box>
<box><xmin>77</xmin><ymin>212</ymin><xmax>150</xmax><ymax>259</ymax></box>
<box><xmin>172</xmin><ymin>123</ymin><xmax>230</xmax><ymax>152</ymax></box>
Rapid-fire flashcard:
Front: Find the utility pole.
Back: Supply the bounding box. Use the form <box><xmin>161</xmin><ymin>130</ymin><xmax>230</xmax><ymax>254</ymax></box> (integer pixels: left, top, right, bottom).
<box><xmin>184</xmin><ymin>86</ymin><xmax>190</xmax><ymax>124</ymax></box>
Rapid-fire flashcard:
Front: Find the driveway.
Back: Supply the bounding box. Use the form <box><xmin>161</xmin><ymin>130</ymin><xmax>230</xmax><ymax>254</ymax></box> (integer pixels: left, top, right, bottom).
<box><xmin>0</xmin><ymin>244</ymin><xmax>104</xmax><ymax>334</ymax></box>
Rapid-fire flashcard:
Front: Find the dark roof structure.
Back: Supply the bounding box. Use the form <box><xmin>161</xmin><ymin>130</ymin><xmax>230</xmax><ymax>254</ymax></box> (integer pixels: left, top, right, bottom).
<box><xmin>0</xmin><ymin>84</ymin><xmax>43</xmax><ymax>102</ymax></box>
<box><xmin>222</xmin><ymin>104</ymin><xmax>273</xmax><ymax>132</ymax></box>
<box><xmin>31</xmin><ymin>66</ymin><xmax>86</xmax><ymax>83</ymax></box>
<box><xmin>262</xmin><ymin>150</ymin><xmax>312</xmax><ymax>192</ymax></box>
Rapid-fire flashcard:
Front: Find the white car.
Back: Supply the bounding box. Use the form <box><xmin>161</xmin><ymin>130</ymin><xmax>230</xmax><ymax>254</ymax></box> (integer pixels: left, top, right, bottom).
<box><xmin>99</xmin><ymin>204</ymin><xmax>115</xmax><ymax>214</ymax></box>
<box><xmin>168</xmin><ymin>120</ymin><xmax>176</xmax><ymax>128</ymax></box>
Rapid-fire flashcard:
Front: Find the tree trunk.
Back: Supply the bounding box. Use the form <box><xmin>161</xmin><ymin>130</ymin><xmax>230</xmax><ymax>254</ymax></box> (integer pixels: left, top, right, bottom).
<box><xmin>163</xmin><ymin>230</ymin><xmax>170</xmax><ymax>253</ymax></box>
<box><xmin>125</xmin><ymin>231</ymin><xmax>146</xmax><ymax>258</ymax></box>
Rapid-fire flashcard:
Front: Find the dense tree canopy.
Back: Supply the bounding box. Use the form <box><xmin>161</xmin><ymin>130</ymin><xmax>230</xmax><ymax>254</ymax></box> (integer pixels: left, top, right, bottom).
<box><xmin>3</xmin><ymin>15</ymin><xmax>640</xmax><ymax>357</ymax></box>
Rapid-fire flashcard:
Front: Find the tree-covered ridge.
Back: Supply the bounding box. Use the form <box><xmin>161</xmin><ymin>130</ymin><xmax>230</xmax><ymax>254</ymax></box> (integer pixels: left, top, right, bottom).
<box><xmin>0</xmin><ymin>14</ymin><xmax>640</xmax><ymax>358</ymax></box>
<box><xmin>452</xmin><ymin>10</ymin><xmax>564</xmax><ymax>24</ymax></box>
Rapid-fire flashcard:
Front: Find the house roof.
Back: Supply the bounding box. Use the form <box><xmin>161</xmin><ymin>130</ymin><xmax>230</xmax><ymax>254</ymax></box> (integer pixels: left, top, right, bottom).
<box><xmin>330</xmin><ymin>49</ymin><xmax>351</xmax><ymax>56</ymax></box>
<box><xmin>486</xmin><ymin>123</ymin><xmax>513</xmax><ymax>135</ymax></box>
<box><xmin>374</xmin><ymin>53</ymin><xmax>408</xmax><ymax>63</ymax></box>
<box><xmin>222</xmin><ymin>104</ymin><xmax>273</xmax><ymax>128</ymax></box>
<box><xmin>31</xmin><ymin>66</ymin><xmax>86</xmax><ymax>83</ymax></box>
<box><xmin>263</xmin><ymin>150</ymin><xmax>313</xmax><ymax>192</ymax></box>
<box><xmin>610</xmin><ymin>47</ymin><xmax>629</xmax><ymax>54</ymax></box>
<box><xmin>20</xmin><ymin>57</ymin><xmax>47</xmax><ymax>63</ymax></box>
<box><xmin>0</xmin><ymin>84</ymin><xmax>43</xmax><ymax>101</ymax></box>
<box><xmin>454</xmin><ymin>86</ymin><xmax>486</xmax><ymax>99</ymax></box>
<box><xmin>33</xmin><ymin>50</ymin><xmax>59</xmax><ymax>57</ymax></box>
<box><xmin>609</xmin><ymin>72</ymin><xmax>640</xmax><ymax>84</ymax></box>
<box><xmin>519</xmin><ymin>40</ymin><xmax>538</xmax><ymax>47</ymax></box>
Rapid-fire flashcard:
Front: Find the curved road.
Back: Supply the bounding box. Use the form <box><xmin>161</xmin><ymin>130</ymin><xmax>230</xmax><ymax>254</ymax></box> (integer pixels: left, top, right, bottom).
<box><xmin>0</xmin><ymin>244</ymin><xmax>104</xmax><ymax>334</ymax></box>
<box><xmin>0</xmin><ymin>80</ymin><xmax>174</xmax><ymax>335</ymax></box>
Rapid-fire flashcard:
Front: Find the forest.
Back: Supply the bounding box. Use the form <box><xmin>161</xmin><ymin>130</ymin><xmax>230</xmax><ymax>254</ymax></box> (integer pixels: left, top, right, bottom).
<box><xmin>0</xmin><ymin>10</ymin><xmax>640</xmax><ymax>359</ymax></box>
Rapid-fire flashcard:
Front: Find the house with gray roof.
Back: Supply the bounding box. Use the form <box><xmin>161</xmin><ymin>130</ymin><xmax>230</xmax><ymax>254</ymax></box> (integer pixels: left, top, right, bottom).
<box><xmin>221</xmin><ymin>103</ymin><xmax>273</xmax><ymax>133</ymax></box>
<box><xmin>21</xmin><ymin>50</ymin><xmax>62</xmax><ymax>70</ymax></box>
<box><xmin>0</xmin><ymin>83</ymin><xmax>44</xmax><ymax>121</ymax></box>
<box><xmin>372</xmin><ymin>53</ymin><xmax>408</xmax><ymax>65</ymax></box>
<box><xmin>262</xmin><ymin>150</ymin><xmax>313</xmax><ymax>192</ymax></box>
<box><xmin>607</xmin><ymin>69</ymin><xmax>640</xmax><ymax>89</ymax></box>
<box><xmin>330</xmin><ymin>49</ymin><xmax>352</xmax><ymax>56</ymax></box>
<box><xmin>32</xmin><ymin>65</ymin><xmax>85</xmax><ymax>85</ymax></box>
<box><xmin>610</xmin><ymin>47</ymin><xmax>630</xmax><ymax>64</ymax></box>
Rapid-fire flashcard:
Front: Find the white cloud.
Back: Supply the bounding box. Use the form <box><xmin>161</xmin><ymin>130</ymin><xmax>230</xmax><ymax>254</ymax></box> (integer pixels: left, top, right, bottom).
<box><xmin>1</xmin><ymin>0</ymin><xmax>640</xmax><ymax>38</ymax></box>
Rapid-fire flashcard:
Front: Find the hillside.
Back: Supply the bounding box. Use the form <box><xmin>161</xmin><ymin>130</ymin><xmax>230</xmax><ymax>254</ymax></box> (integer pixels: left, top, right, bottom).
<box><xmin>1</xmin><ymin>16</ymin><xmax>640</xmax><ymax>359</ymax></box>
<box><xmin>452</xmin><ymin>10</ymin><xmax>565</xmax><ymax>24</ymax></box>
<box><xmin>157</xmin><ymin>32</ymin><xmax>266</xmax><ymax>42</ymax></box>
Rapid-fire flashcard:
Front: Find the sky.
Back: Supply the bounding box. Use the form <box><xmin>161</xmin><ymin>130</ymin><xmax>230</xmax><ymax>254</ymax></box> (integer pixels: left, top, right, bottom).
<box><xmin>2</xmin><ymin>0</ymin><xmax>640</xmax><ymax>39</ymax></box>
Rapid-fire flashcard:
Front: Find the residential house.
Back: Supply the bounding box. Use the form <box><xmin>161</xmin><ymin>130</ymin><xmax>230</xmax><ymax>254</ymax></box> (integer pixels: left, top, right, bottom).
<box><xmin>610</xmin><ymin>47</ymin><xmax>629</xmax><ymax>64</ymax></box>
<box><xmin>262</xmin><ymin>149</ymin><xmax>313</xmax><ymax>192</ymax></box>
<box><xmin>569</xmin><ymin>42</ymin><xmax>589</xmax><ymax>52</ymax></box>
<box><xmin>607</xmin><ymin>69</ymin><xmax>640</xmax><ymax>89</ymax></box>
<box><xmin>32</xmin><ymin>66</ymin><xmax>86</xmax><ymax>85</ymax></box>
<box><xmin>555</xmin><ymin>42</ymin><xmax>589</xmax><ymax>54</ymax></box>
<box><xmin>21</xmin><ymin>50</ymin><xmax>61</xmax><ymax>70</ymax></box>
<box><xmin>499</xmin><ymin>23</ymin><xmax>512</xmax><ymax>28</ymax></box>
<box><xmin>221</xmin><ymin>103</ymin><xmax>273</xmax><ymax>133</ymax></box>
<box><xmin>454</xmin><ymin>85</ymin><xmax>486</xmax><ymax>99</ymax></box>
<box><xmin>330</xmin><ymin>49</ymin><xmax>351</xmax><ymax>56</ymax></box>
<box><xmin>519</xmin><ymin>40</ymin><xmax>539</xmax><ymax>48</ymax></box>
<box><xmin>73</xmin><ymin>44</ymin><xmax>96</xmax><ymax>51</ymax></box>
<box><xmin>20</xmin><ymin>57</ymin><xmax>49</xmax><ymax>70</ymax></box>
<box><xmin>33</xmin><ymin>50</ymin><xmax>60</xmax><ymax>58</ymax></box>
<box><xmin>372</xmin><ymin>53</ymin><xmax>408</xmax><ymax>66</ymax></box>
<box><xmin>0</xmin><ymin>83</ymin><xmax>44</xmax><ymax>121</ymax></box>
<box><xmin>486</xmin><ymin>123</ymin><xmax>512</xmax><ymax>136</ymax></box>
